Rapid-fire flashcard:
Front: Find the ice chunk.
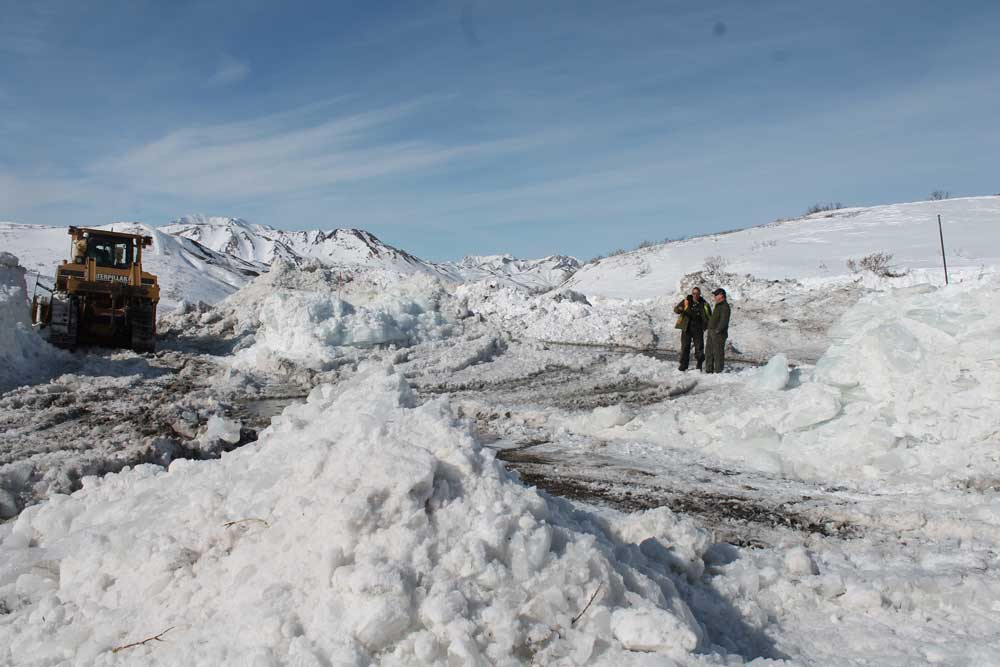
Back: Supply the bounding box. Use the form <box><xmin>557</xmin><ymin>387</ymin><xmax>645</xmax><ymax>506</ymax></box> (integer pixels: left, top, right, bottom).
<box><xmin>776</xmin><ymin>384</ymin><xmax>841</xmax><ymax>433</ymax></box>
<box><xmin>562</xmin><ymin>404</ymin><xmax>634</xmax><ymax>434</ymax></box>
<box><xmin>611</xmin><ymin>604</ymin><xmax>701</xmax><ymax>653</ymax></box>
<box><xmin>753</xmin><ymin>353</ymin><xmax>790</xmax><ymax>390</ymax></box>
<box><xmin>201</xmin><ymin>415</ymin><xmax>242</xmax><ymax>445</ymax></box>
<box><xmin>589</xmin><ymin>404</ymin><xmax>633</xmax><ymax>429</ymax></box>
<box><xmin>784</xmin><ymin>546</ymin><xmax>819</xmax><ymax>576</ymax></box>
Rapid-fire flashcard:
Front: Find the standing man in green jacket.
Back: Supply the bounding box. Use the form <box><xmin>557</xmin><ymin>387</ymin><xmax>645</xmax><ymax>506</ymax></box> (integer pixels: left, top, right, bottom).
<box><xmin>673</xmin><ymin>286</ymin><xmax>711</xmax><ymax>371</ymax></box>
<box><xmin>704</xmin><ymin>288</ymin><xmax>731</xmax><ymax>374</ymax></box>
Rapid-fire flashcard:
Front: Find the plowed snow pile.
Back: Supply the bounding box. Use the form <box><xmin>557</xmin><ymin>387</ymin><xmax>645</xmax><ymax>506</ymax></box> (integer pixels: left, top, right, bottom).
<box><xmin>803</xmin><ymin>280</ymin><xmax>1000</xmax><ymax>481</ymax></box>
<box><xmin>0</xmin><ymin>366</ymin><xmax>731</xmax><ymax>666</ymax></box>
<box><xmin>233</xmin><ymin>290</ymin><xmax>453</xmax><ymax>372</ymax></box>
<box><xmin>166</xmin><ymin>262</ymin><xmax>461</xmax><ymax>372</ymax></box>
<box><xmin>0</xmin><ymin>253</ymin><xmax>69</xmax><ymax>393</ymax></box>
<box><xmin>457</xmin><ymin>283</ymin><xmax>658</xmax><ymax>349</ymax></box>
<box><xmin>638</xmin><ymin>278</ymin><xmax>1000</xmax><ymax>485</ymax></box>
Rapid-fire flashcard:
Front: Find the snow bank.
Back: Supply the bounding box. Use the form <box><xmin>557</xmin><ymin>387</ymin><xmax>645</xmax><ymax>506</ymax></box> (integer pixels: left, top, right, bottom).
<box><xmin>668</xmin><ymin>279</ymin><xmax>1000</xmax><ymax>483</ymax></box>
<box><xmin>223</xmin><ymin>263</ymin><xmax>459</xmax><ymax>372</ymax></box>
<box><xmin>234</xmin><ymin>290</ymin><xmax>453</xmax><ymax>371</ymax></box>
<box><xmin>458</xmin><ymin>282</ymin><xmax>657</xmax><ymax>348</ymax></box>
<box><xmin>801</xmin><ymin>280</ymin><xmax>1000</xmax><ymax>480</ymax></box>
<box><xmin>0</xmin><ymin>365</ymin><xmax>722</xmax><ymax>665</ymax></box>
<box><xmin>0</xmin><ymin>253</ymin><xmax>69</xmax><ymax>394</ymax></box>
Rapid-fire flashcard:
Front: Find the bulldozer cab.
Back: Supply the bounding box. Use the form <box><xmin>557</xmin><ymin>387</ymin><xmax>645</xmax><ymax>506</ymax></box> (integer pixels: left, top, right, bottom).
<box><xmin>70</xmin><ymin>227</ymin><xmax>152</xmax><ymax>271</ymax></box>
<box><xmin>84</xmin><ymin>236</ymin><xmax>132</xmax><ymax>268</ymax></box>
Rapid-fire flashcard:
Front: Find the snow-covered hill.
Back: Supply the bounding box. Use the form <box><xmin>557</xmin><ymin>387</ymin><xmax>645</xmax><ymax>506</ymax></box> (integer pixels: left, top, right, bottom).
<box><xmin>565</xmin><ymin>196</ymin><xmax>1000</xmax><ymax>299</ymax></box>
<box><xmin>162</xmin><ymin>215</ymin><xmax>446</xmax><ymax>277</ymax></box>
<box><xmin>0</xmin><ymin>222</ymin><xmax>261</xmax><ymax>311</ymax></box>
<box><xmin>443</xmin><ymin>254</ymin><xmax>580</xmax><ymax>292</ymax></box>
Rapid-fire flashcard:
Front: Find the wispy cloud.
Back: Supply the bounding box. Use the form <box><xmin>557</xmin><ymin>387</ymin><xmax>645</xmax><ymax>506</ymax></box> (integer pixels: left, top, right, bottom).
<box><xmin>209</xmin><ymin>54</ymin><xmax>250</xmax><ymax>86</ymax></box>
<box><xmin>83</xmin><ymin>99</ymin><xmax>537</xmax><ymax>203</ymax></box>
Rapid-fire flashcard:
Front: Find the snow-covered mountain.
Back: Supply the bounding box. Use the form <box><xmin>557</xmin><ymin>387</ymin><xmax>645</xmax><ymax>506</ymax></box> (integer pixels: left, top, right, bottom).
<box><xmin>443</xmin><ymin>254</ymin><xmax>580</xmax><ymax>292</ymax></box>
<box><xmin>565</xmin><ymin>196</ymin><xmax>1000</xmax><ymax>299</ymax></box>
<box><xmin>162</xmin><ymin>215</ymin><xmax>582</xmax><ymax>291</ymax></box>
<box><xmin>0</xmin><ymin>222</ymin><xmax>261</xmax><ymax>311</ymax></box>
<box><xmin>162</xmin><ymin>215</ymin><xmax>445</xmax><ymax>277</ymax></box>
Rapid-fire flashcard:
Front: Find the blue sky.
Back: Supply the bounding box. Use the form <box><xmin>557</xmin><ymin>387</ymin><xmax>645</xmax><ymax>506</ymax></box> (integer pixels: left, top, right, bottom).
<box><xmin>2</xmin><ymin>1</ymin><xmax>999</xmax><ymax>261</ymax></box>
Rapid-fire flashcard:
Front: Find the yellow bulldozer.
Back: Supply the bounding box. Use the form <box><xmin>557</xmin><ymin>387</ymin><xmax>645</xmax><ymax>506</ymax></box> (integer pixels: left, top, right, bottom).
<box><xmin>32</xmin><ymin>226</ymin><xmax>160</xmax><ymax>352</ymax></box>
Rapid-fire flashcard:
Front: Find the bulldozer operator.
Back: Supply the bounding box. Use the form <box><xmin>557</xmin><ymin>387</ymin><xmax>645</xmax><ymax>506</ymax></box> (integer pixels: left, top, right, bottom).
<box><xmin>73</xmin><ymin>233</ymin><xmax>89</xmax><ymax>264</ymax></box>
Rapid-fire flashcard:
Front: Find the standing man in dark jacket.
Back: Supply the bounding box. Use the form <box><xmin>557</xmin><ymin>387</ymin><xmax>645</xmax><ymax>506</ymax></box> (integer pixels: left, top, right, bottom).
<box><xmin>673</xmin><ymin>286</ymin><xmax>711</xmax><ymax>371</ymax></box>
<box><xmin>704</xmin><ymin>288</ymin><xmax>731</xmax><ymax>373</ymax></box>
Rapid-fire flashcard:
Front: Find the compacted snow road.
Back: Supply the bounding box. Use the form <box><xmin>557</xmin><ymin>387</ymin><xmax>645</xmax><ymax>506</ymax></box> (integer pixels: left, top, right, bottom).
<box><xmin>407</xmin><ymin>341</ymin><xmax>860</xmax><ymax>546</ymax></box>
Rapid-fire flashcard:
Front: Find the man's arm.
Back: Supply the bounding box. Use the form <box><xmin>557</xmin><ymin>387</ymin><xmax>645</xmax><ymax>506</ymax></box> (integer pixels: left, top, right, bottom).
<box><xmin>714</xmin><ymin>305</ymin><xmax>730</xmax><ymax>333</ymax></box>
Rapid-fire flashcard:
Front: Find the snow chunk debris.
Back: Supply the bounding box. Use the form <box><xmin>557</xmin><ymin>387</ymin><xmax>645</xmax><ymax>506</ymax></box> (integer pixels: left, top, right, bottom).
<box><xmin>561</xmin><ymin>404</ymin><xmax>635</xmax><ymax>435</ymax></box>
<box><xmin>784</xmin><ymin>546</ymin><xmax>819</xmax><ymax>576</ymax></box>
<box><xmin>0</xmin><ymin>365</ymin><xmax>718</xmax><ymax>665</ymax></box>
<box><xmin>196</xmin><ymin>415</ymin><xmax>243</xmax><ymax>455</ymax></box>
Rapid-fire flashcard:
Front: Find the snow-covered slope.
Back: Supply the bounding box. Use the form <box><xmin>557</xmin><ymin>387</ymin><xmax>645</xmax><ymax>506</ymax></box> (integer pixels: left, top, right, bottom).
<box><xmin>162</xmin><ymin>215</ymin><xmax>447</xmax><ymax>277</ymax></box>
<box><xmin>159</xmin><ymin>216</ymin><xmax>294</xmax><ymax>266</ymax></box>
<box><xmin>443</xmin><ymin>254</ymin><xmax>580</xmax><ymax>292</ymax></box>
<box><xmin>566</xmin><ymin>196</ymin><xmax>1000</xmax><ymax>299</ymax></box>
<box><xmin>0</xmin><ymin>222</ymin><xmax>261</xmax><ymax>312</ymax></box>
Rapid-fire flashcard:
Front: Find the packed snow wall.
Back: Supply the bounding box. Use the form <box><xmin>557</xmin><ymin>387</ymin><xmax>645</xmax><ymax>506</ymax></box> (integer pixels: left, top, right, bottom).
<box><xmin>0</xmin><ymin>253</ymin><xmax>68</xmax><ymax>393</ymax></box>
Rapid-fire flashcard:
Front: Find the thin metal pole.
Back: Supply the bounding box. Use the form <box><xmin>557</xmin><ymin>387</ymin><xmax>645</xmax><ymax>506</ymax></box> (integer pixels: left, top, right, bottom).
<box><xmin>937</xmin><ymin>214</ymin><xmax>949</xmax><ymax>285</ymax></box>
